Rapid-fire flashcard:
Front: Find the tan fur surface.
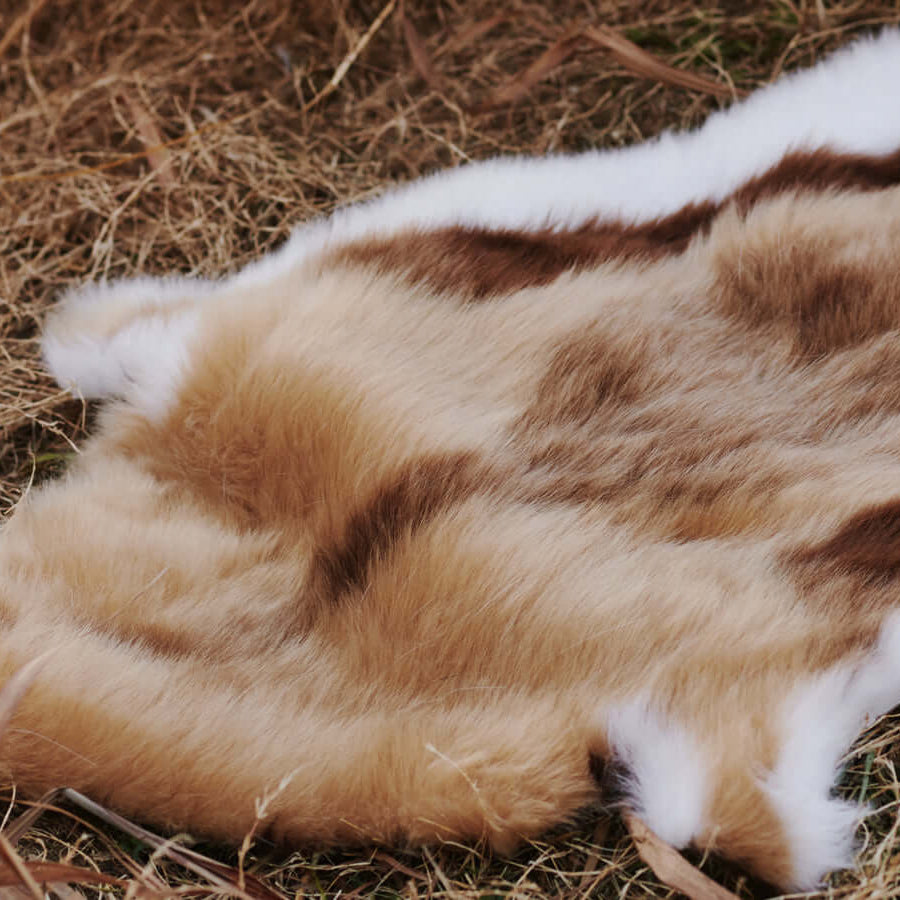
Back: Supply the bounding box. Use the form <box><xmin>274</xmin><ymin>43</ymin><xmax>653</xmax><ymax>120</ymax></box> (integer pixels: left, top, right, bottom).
<box><xmin>7</xmin><ymin>176</ymin><xmax>900</xmax><ymax>889</ymax></box>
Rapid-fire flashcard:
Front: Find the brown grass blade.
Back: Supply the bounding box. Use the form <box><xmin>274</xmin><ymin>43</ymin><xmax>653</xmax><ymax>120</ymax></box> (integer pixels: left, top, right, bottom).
<box><xmin>443</xmin><ymin>13</ymin><xmax>506</xmax><ymax>55</ymax></box>
<box><xmin>121</xmin><ymin>92</ymin><xmax>176</xmax><ymax>187</ymax></box>
<box><xmin>625</xmin><ymin>814</ymin><xmax>740</xmax><ymax>900</ymax></box>
<box><xmin>374</xmin><ymin>852</ymin><xmax>429</xmax><ymax>883</ymax></box>
<box><xmin>400</xmin><ymin>1</ymin><xmax>444</xmax><ymax>93</ymax></box>
<box><xmin>584</xmin><ymin>25</ymin><xmax>738</xmax><ymax>99</ymax></box>
<box><xmin>0</xmin><ymin>859</ymin><xmax>122</xmax><ymax>890</ymax></box>
<box><xmin>484</xmin><ymin>21</ymin><xmax>736</xmax><ymax>111</ymax></box>
<box><xmin>61</xmin><ymin>790</ymin><xmax>283</xmax><ymax>900</ymax></box>
<box><xmin>484</xmin><ymin>29</ymin><xmax>583</xmax><ymax>108</ymax></box>
<box><xmin>578</xmin><ymin>814</ymin><xmax>613</xmax><ymax>890</ymax></box>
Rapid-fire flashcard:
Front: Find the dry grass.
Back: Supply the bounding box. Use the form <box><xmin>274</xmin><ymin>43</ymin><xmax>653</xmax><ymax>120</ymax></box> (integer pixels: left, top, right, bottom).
<box><xmin>2</xmin><ymin>0</ymin><xmax>900</xmax><ymax>896</ymax></box>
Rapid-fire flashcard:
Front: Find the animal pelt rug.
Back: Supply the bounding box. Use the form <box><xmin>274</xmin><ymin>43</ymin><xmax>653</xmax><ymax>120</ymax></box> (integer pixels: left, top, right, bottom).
<box><xmin>5</xmin><ymin>28</ymin><xmax>900</xmax><ymax>893</ymax></box>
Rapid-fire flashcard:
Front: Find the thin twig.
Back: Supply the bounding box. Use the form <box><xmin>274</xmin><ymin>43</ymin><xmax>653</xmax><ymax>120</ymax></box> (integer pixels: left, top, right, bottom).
<box><xmin>303</xmin><ymin>0</ymin><xmax>399</xmax><ymax>113</ymax></box>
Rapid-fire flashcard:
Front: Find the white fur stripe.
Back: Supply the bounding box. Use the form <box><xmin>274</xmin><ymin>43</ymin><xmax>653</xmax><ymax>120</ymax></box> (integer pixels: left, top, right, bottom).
<box><xmin>603</xmin><ymin>698</ymin><xmax>708</xmax><ymax>849</ymax></box>
<box><xmin>765</xmin><ymin>611</ymin><xmax>900</xmax><ymax>889</ymax></box>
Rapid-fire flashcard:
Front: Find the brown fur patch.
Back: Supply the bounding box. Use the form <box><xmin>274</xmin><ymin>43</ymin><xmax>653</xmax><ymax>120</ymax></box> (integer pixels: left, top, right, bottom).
<box><xmin>120</xmin><ymin>621</ymin><xmax>198</xmax><ymax>660</ymax></box>
<box><xmin>295</xmin><ymin>452</ymin><xmax>491</xmax><ymax>625</ymax></box>
<box><xmin>734</xmin><ymin>146</ymin><xmax>900</xmax><ymax>207</ymax></box>
<box><xmin>520</xmin><ymin>329</ymin><xmax>653</xmax><ymax>428</ymax></box>
<box><xmin>326</xmin><ymin>205</ymin><xmax>709</xmax><ymax>300</ymax></box>
<box><xmin>325</xmin><ymin>148</ymin><xmax>900</xmax><ymax>300</ymax></box>
<box><xmin>715</xmin><ymin>244</ymin><xmax>886</xmax><ymax>357</ymax></box>
<box><xmin>788</xmin><ymin>500</ymin><xmax>900</xmax><ymax>613</ymax></box>
<box><xmin>809</xmin><ymin>500</ymin><xmax>900</xmax><ymax>575</ymax></box>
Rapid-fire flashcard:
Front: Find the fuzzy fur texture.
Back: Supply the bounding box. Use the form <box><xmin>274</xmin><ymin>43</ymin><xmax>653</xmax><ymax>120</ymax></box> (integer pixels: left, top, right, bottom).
<box><xmin>7</xmin><ymin>29</ymin><xmax>900</xmax><ymax>892</ymax></box>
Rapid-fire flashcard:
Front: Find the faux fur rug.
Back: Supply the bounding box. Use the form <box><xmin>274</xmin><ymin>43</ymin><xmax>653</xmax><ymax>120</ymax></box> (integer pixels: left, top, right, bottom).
<box><xmin>4</xmin><ymin>28</ymin><xmax>900</xmax><ymax>893</ymax></box>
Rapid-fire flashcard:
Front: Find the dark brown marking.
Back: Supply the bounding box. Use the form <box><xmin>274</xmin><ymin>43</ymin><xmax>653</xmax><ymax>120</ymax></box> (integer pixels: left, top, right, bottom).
<box><xmin>298</xmin><ymin>452</ymin><xmax>495</xmax><ymax>621</ymax></box>
<box><xmin>786</xmin><ymin>500</ymin><xmax>900</xmax><ymax>626</ymax></box>
<box><xmin>512</xmin><ymin>388</ymin><xmax>795</xmax><ymax>542</ymax></box>
<box><xmin>325</xmin><ymin>147</ymin><xmax>900</xmax><ymax>299</ymax></box>
<box><xmin>733</xmin><ymin>146</ymin><xmax>900</xmax><ymax>209</ymax></box>
<box><xmin>132</xmin><ymin>622</ymin><xmax>199</xmax><ymax>659</ymax></box>
<box><xmin>521</xmin><ymin>330</ymin><xmax>652</xmax><ymax>429</ymax></box>
<box><xmin>791</xmin><ymin>500</ymin><xmax>900</xmax><ymax>585</ymax></box>
<box><xmin>715</xmin><ymin>245</ymin><xmax>886</xmax><ymax>358</ymax></box>
<box><xmin>327</xmin><ymin>205</ymin><xmax>711</xmax><ymax>300</ymax></box>
<box><xmin>82</xmin><ymin>615</ymin><xmax>198</xmax><ymax>661</ymax></box>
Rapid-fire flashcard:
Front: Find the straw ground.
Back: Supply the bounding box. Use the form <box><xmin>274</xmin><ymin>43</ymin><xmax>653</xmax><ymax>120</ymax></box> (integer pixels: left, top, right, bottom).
<box><xmin>3</xmin><ymin>1</ymin><xmax>900</xmax><ymax>896</ymax></box>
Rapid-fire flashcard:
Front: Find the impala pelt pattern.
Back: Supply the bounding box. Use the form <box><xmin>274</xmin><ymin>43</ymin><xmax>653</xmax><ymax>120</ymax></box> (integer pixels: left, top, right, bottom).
<box><xmin>5</xmin><ymin>28</ymin><xmax>900</xmax><ymax>893</ymax></box>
